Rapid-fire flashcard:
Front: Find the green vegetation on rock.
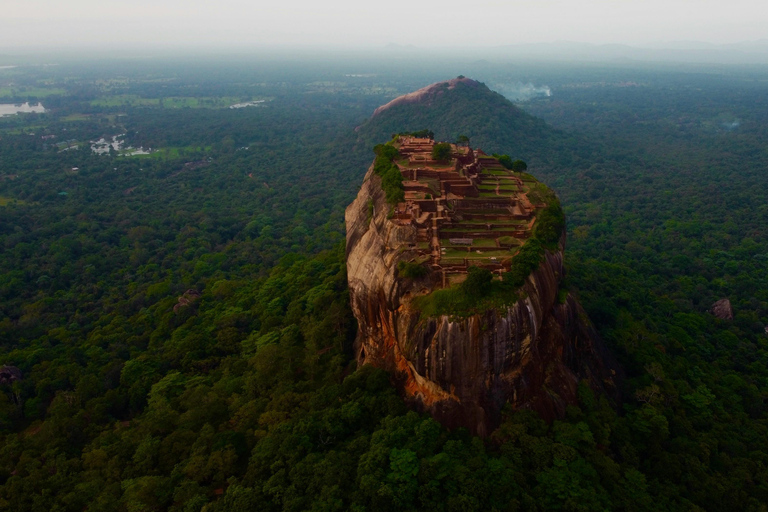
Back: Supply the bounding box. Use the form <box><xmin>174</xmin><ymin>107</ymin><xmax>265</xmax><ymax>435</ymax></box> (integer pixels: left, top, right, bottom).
<box><xmin>373</xmin><ymin>143</ymin><xmax>405</xmax><ymax>205</ymax></box>
<box><xmin>397</xmin><ymin>261</ymin><xmax>429</xmax><ymax>279</ymax></box>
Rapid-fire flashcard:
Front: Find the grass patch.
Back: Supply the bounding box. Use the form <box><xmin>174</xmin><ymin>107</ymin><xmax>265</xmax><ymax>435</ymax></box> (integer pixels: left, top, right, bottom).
<box><xmin>0</xmin><ymin>125</ymin><xmax>44</xmax><ymax>134</ymax></box>
<box><xmin>397</xmin><ymin>261</ymin><xmax>428</xmax><ymax>278</ymax></box>
<box><xmin>418</xmin><ymin>178</ymin><xmax>441</xmax><ymax>196</ymax></box>
<box><xmin>125</xmin><ymin>146</ymin><xmax>211</xmax><ymax>158</ymax></box>
<box><xmin>0</xmin><ymin>196</ymin><xmax>27</xmax><ymax>206</ymax></box>
<box><xmin>441</xmin><ymin>227</ymin><xmax>478</xmax><ymax>233</ymax></box>
<box><xmin>61</xmin><ymin>114</ymin><xmax>91</xmax><ymax>122</ymax></box>
<box><xmin>91</xmin><ymin>95</ymin><xmax>160</xmax><ymax>107</ymax></box>
<box><xmin>456</xmin><ymin>219</ymin><xmax>526</xmax><ymax>226</ymax></box>
<box><xmin>498</xmin><ymin>236</ymin><xmax>522</xmax><ymax>246</ymax></box>
<box><xmin>459</xmin><ymin>209</ymin><xmax>510</xmax><ymax>215</ymax></box>
<box><xmin>0</xmin><ymin>87</ymin><xmax>66</xmax><ymax>98</ymax></box>
<box><xmin>440</xmin><ymin>247</ymin><xmax>471</xmax><ymax>258</ymax></box>
<box><xmin>89</xmin><ymin>95</ymin><xmax>244</xmax><ymax>108</ymax></box>
<box><xmin>467</xmin><ymin>250</ymin><xmax>511</xmax><ymax>258</ymax></box>
<box><xmin>413</xmin><ymin>273</ymin><xmax>522</xmax><ymax>319</ymax></box>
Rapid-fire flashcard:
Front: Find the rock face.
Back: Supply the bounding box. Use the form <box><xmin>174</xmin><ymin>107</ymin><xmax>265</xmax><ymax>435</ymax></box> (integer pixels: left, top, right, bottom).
<box><xmin>173</xmin><ymin>289</ymin><xmax>201</xmax><ymax>313</ymax></box>
<box><xmin>710</xmin><ymin>298</ymin><xmax>734</xmax><ymax>320</ymax></box>
<box><xmin>371</xmin><ymin>77</ymin><xmax>480</xmax><ymax>118</ymax></box>
<box><xmin>346</xmin><ymin>166</ymin><xmax>620</xmax><ymax>436</ymax></box>
<box><xmin>0</xmin><ymin>365</ymin><xmax>22</xmax><ymax>386</ymax></box>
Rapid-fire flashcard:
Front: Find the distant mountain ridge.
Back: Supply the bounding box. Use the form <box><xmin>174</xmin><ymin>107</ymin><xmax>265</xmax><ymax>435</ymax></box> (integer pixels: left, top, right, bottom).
<box><xmin>377</xmin><ymin>40</ymin><xmax>768</xmax><ymax>64</ymax></box>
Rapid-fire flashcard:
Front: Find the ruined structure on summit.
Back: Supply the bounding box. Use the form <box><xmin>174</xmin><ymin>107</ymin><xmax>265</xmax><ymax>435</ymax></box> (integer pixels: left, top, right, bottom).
<box><xmin>389</xmin><ymin>135</ymin><xmax>544</xmax><ymax>286</ymax></box>
<box><xmin>346</xmin><ymin>95</ymin><xmax>619</xmax><ymax>436</ymax></box>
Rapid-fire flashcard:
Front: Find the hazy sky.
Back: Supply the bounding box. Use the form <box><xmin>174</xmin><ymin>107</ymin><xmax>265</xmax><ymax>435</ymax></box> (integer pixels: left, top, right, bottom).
<box><xmin>2</xmin><ymin>0</ymin><xmax>766</xmax><ymax>50</ymax></box>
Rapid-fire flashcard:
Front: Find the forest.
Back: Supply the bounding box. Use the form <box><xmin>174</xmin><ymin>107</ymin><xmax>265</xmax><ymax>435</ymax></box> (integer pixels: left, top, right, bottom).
<box><xmin>0</xmin><ymin>56</ymin><xmax>767</xmax><ymax>511</ymax></box>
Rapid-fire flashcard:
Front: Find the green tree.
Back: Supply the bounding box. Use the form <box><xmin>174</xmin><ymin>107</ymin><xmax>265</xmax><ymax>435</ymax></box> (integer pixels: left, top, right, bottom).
<box><xmin>496</xmin><ymin>154</ymin><xmax>513</xmax><ymax>169</ymax></box>
<box><xmin>431</xmin><ymin>142</ymin><xmax>452</xmax><ymax>162</ymax></box>
<box><xmin>462</xmin><ymin>266</ymin><xmax>493</xmax><ymax>298</ymax></box>
<box><xmin>511</xmin><ymin>159</ymin><xmax>527</xmax><ymax>172</ymax></box>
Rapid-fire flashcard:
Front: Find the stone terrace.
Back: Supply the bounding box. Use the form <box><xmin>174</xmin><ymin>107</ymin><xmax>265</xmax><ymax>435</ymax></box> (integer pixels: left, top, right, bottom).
<box><xmin>390</xmin><ymin>136</ymin><xmax>542</xmax><ymax>286</ymax></box>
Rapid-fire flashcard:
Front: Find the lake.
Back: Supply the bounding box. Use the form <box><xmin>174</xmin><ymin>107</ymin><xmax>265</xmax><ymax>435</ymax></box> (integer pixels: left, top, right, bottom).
<box><xmin>0</xmin><ymin>102</ymin><xmax>46</xmax><ymax>116</ymax></box>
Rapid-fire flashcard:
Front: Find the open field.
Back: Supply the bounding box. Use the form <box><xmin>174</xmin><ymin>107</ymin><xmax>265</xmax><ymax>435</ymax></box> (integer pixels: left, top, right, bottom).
<box><xmin>0</xmin><ymin>196</ymin><xmax>27</xmax><ymax>206</ymax></box>
<box><xmin>61</xmin><ymin>113</ymin><xmax>91</xmax><ymax>122</ymax></box>
<box><xmin>0</xmin><ymin>87</ymin><xmax>67</xmax><ymax>98</ymax></box>
<box><xmin>125</xmin><ymin>146</ymin><xmax>212</xmax><ymax>158</ymax></box>
<box><xmin>0</xmin><ymin>125</ymin><xmax>44</xmax><ymax>134</ymax></box>
<box><xmin>90</xmin><ymin>95</ymin><xmax>251</xmax><ymax>108</ymax></box>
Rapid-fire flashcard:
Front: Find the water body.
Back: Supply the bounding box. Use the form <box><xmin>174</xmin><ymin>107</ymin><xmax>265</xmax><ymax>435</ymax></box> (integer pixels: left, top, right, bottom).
<box><xmin>0</xmin><ymin>102</ymin><xmax>46</xmax><ymax>116</ymax></box>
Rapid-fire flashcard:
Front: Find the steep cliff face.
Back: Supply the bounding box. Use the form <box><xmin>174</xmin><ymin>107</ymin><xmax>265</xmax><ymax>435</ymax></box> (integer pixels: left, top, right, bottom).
<box><xmin>346</xmin><ymin>166</ymin><xmax>620</xmax><ymax>436</ymax></box>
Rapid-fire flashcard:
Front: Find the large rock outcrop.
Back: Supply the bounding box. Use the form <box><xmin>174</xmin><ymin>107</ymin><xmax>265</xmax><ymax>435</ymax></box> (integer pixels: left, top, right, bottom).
<box><xmin>710</xmin><ymin>298</ymin><xmax>734</xmax><ymax>320</ymax></box>
<box><xmin>346</xmin><ymin>166</ymin><xmax>620</xmax><ymax>436</ymax></box>
<box><xmin>371</xmin><ymin>77</ymin><xmax>481</xmax><ymax>118</ymax></box>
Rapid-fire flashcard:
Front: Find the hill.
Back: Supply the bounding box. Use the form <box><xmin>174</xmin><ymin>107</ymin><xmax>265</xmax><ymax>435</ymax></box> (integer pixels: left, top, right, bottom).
<box><xmin>355</xmin><ymin>77</ymin><xmax>583</xmax><ymax>166</ymax></box>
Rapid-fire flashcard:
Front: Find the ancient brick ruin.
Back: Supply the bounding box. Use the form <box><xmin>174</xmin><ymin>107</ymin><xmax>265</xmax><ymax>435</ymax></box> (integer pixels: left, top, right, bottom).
<box><xmin>390</xmin><ymin>136</ymin><xmax>545</xmax><ymax>286</ymax></box>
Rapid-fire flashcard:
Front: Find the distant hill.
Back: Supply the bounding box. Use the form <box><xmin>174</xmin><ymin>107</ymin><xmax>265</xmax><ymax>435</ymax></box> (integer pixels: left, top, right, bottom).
<box><xmin>355</xmin><ymin>77</ymin><xmax>583</xmax><ymax>166</ymax></box>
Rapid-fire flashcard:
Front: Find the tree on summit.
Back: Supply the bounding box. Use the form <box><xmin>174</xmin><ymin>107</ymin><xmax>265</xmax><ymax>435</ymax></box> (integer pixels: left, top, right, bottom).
<box><xmin>496</xmin><ymin>154</ymin><xmax>513</xmax><ymax>169</ymax></box>
<box><xmin>431</xmin><ymin>142</ymin><xmax>452</xmax><ymax>162</ymax></box>
<box><xmin>494</xmin><ymin>155</ymin><xmax>527</xmax><ymax>172</ymax></box>
<box><xmin>512</xmin><ymin>159</ymin><xmax>527</xmax><ymax>172</ymax></box>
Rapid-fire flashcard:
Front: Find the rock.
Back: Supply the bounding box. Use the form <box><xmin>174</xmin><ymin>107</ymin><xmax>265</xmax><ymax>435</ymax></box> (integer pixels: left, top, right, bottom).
<box><xmin>174</xmin><ymin>289</ymin><xmax>202</xmax><ymax>313</ymax></box>
<box><xmin>710</xmin><ymin>298</ymin><xmax>734</xmax><ymax>320</ymax></box>
<box><xmin>0</xmin><ymin>365</ymin><xmax>22</xmax><ymax>385</ymax></box>
<box><xmin>345</xmin><ymin>164</ymin><xmax>620</xmax><ymax>436</ymax></box>
<box><xmin>371</xmin><ymin>77</ymin><xmax>480</xmax><ymax>118</ymax></box>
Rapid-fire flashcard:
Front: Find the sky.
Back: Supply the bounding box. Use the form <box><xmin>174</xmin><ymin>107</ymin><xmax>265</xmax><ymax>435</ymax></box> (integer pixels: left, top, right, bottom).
<box><xmin>1</xmin><ymin>0</ymin><xmax>766</xmax><ymax>50</ymax></box>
